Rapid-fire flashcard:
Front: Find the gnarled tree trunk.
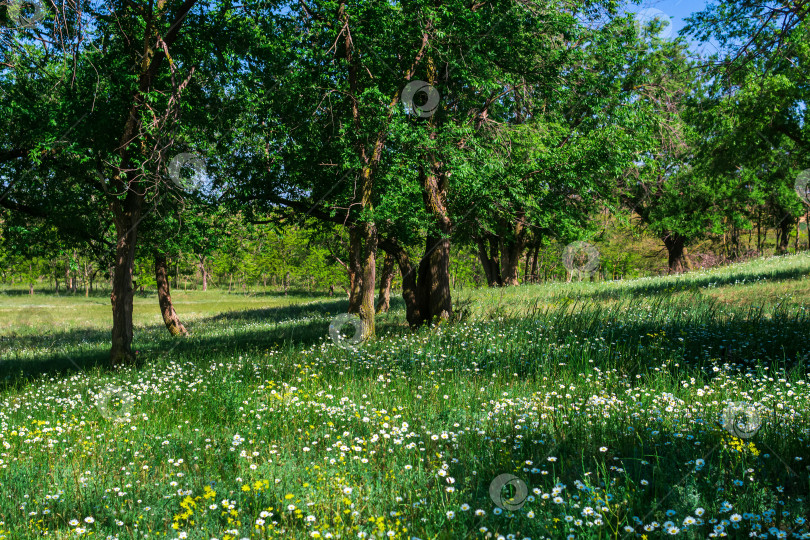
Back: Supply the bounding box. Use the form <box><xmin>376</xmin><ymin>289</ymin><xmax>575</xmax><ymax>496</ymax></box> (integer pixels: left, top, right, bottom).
<box><xmin>155</xmin><ymin>252</ymin><xmax>188</xmax><ymax>336</ymax></box>
<box><xmin>419</xmin><ymin>167</ymin><xmax>453</xmax><ymax>323</ymax></box>
<box><xmin>662</xmin><ymin>232</ymin><xmax>692</xmax><ymax>274</ymax></box>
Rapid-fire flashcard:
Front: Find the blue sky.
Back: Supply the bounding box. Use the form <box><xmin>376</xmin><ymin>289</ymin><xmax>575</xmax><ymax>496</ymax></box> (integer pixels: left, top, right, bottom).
<box><xmin>627</xmin><ymin>0</ymin><xmax>715</xmax><ymax>51</ymax></box>
<box><xmin>637</xmin><ymin>0</ymin><xmax>710</xmax><ymax>35</ymax></box>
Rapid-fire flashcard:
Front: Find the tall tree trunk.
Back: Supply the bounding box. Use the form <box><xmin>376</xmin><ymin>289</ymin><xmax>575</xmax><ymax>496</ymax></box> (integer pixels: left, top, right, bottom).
<box><xmin>500</xmin><ymin>216</ymin><xmax>527</xmax><ymax>286</ymax></box>
<box><xmin>84</xmin><ymin>263</ymin><xmax>90</xmax><ymax>297</ymax></box>
<box><xmin>795</xmin><ymin>220</ymin><xmax>800</xmax><ymax>252</ymax></box>
<box><xmin>489</xmin><ymin>236</ymin><xmax>502</xmax><ymax>286</ymax></box>
<box><xmin>475</xmin><ymin>236</ymin><xmax>502</xmax><ymax>287</ymax></box>
<box><xmin>500</xmin><ymin>239</ymin><xmax>523</xmax><ymax>286</ymax></box>
<box><xmin>523</xmin><ymin>247</ymin><xmax>531</xmax><ymax>283</ymax></box>
<box><xmin>348</xmin><ymin>227</ymin><xmax>363</xmax><ymax>312</ymax></box>
<box><xmin>376</xmin><ymin>252</ymin><xmax>395</xmax><ymax>313</ymax></box>
<box><xmin>776</xmin><ymin>214</ymin><xmax>793</xmax><ymax>254</ymax></box>
<box><xmin>379</xmin><ymin>238</ymin><xmax>423</xmax><ymax>328</ymax></box>
<box><xmin>418</xmin><ymin>167</ymin><xmax>453</xmax><ymax>323</ymax></box>
<box><xmin>530</xmin><ymin>243</ymin><xmax>540</xmax><ymax>284</ymax></box>
<box><xmin>155</xmin><ymin>252</ymin><xmax>188</xmax><ymax>336</ymax></box>
<box><xmin>198</xmin><ymin>255</ymin><xmax>208</xmax><ymax>291</ymax></box>
<box><xmin>346</xmin><ymin>223</ymin><xmax>377</xmax><ymax>340</ymax></box>
<box><xmin>110</xmin><ymin>205</ymin><xmax>141</xmax><ymax>366</ymax></box>
<box><xmin>662</xmin><ymin>232</ymin><xmax>692</xmax><ymax>273</ymax></box>
<box><xmin>89</xmin><ymin>269</ymin><xmax>97</xmax><ymax>294</ymax></box>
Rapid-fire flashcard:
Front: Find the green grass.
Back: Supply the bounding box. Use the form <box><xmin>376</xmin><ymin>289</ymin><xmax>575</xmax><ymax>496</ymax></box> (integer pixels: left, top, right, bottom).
<box><xmin>1</xmin><ymin>255</ymin><xmax>809</xmax><ymax>539</ymax></box>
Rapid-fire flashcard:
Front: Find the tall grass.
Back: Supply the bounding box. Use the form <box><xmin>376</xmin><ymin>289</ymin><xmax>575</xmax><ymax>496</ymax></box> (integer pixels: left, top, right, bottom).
<box><xmin>0</xmin><ymin>254</ymin><xmax>809</xmax><ymax>539</ymax></box>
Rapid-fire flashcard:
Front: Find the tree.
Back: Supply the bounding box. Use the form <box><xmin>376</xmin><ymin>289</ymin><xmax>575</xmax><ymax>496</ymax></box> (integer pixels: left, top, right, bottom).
<box><xmin>683</xmin><ymin>0</ymin><xmax>809</xmax><ymax>255</ymax></box>
<box><xmin>1</xmin><ymin>0</ymin><xmax>251</xmax><ymax>363</ymax></box>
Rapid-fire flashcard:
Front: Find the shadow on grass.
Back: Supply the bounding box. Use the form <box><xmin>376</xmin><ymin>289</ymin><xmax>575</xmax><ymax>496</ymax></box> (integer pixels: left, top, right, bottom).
<box><xmin>2</xmin><ymin>286</ymin><xmax>809</xmax><ymax>392</ymax></box>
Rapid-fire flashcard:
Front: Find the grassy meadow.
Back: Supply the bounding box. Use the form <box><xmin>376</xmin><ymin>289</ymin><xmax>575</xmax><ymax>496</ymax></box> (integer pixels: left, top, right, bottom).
<box><xmin>1</xmin><ymin>254</ymin><xmax>810</xmax><ymax>539</ymax></box>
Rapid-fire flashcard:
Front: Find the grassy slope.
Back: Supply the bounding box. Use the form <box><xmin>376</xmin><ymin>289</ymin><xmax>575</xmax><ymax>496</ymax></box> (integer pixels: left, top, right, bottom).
<box><xmin>0</xmin><ymin>254</ymin><xmax>809</xmax><ymax>539</ymax></box>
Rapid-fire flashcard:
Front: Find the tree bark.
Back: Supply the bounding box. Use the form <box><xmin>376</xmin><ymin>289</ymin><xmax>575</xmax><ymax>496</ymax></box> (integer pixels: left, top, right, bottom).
<box><xmin>529</xmin><ymin>243</ymin><xmax>540</xmax><ymax>284</ymax></box>
<box><xmin>376</xmin><ymin>251</ymin><xmax>395</xmax><ymax>313</ymax></box>
<box><xmin>348</xmin><ymin>227</ymin><xmax>363</xmax><ymax>312</ymax></box>
<box><xmin>795</xmin><ymin>220</ymin><xmax>800</xmax><ymax>252</ymax></box>
<box><xmin>379</xmin><ymin>237</ymin><xmax>422</xmax><ymax>328</ymax></box>
<box><xmin>155</xmin><ymin>252</ymin><xmax>188</xmax><ymax>337</ymax></box>
<box><xmin>198</xmin><ymin>255</ymin><xmax>208</xmax><ymax>291</ymax></box>
<box><xmin>662</xmin><ymin>232</ymin><xmax>692</xmax><ymax>273</ymax></box>
<box><xmin>346</xmin><ymin>221</ymin><xmax>377</xmax><ymax>340</ymax></box>
<box><xmin>84</xmin><ymin>263</ymin><xmax>90</xmax><ymax>297</ymax></box>
<box><xmin>776</xmin><ymin>214</ymin><xmax>793</xmax><ymax>254</ymax></box>
<box><xmin>419</xmin><ymin>165</ymin><xmax>453</xmax><ymax>323</ymax></box>
<box><xmin>523</xmin><ymin>246</ymin><xmax>531</xmax><ymax>283</ymax></box>
<box><xmin>108</xmin><ymin>0</ymin><xmax>199</xmax><ymax>365</ymax></box>
<box><xmin>110</xmin><ymin>204</ymin><xmax>141</xmax><ymax>365</ymax></box>
<box><xmin>500</xmin><ymin>216</ymin><xmax>527</xmax><ymax>286</ymax></box>
<box><xmin>475</xmin><ymin>236</ymin><xmax>502</xmax><ymax>287</ymax></box>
